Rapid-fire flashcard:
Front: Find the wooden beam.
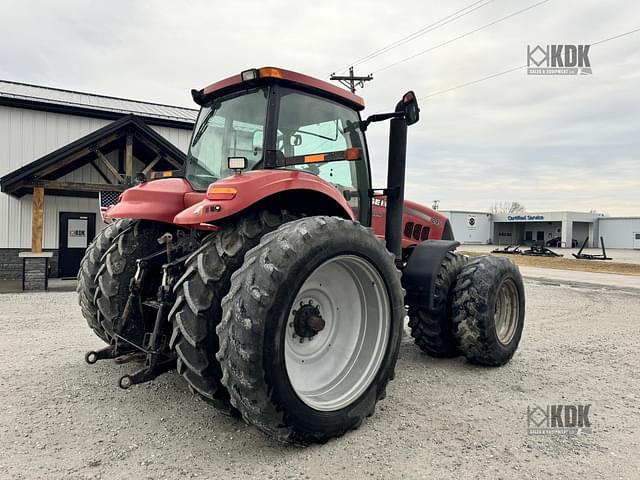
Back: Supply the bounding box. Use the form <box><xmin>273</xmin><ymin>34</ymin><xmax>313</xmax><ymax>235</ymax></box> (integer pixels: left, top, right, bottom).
<box><xmin>125</xmin><ymin>133</ymin><xmax>133</xmax><ymax>179</ymax></box>
<box><xmin>164</xmin><ymin>156</ymin><xmax>182</xmax><ymax>170</ymax></box>
<box><xmin>31</xmin><ymin>187</ymin><xmax>44</xmax><ymax>253</ymax></box>
<box><xmin>133</xmin><ymin>133</ymin><xmax>184</xmax><ymax>171</ymax></box>
<box><xmin>89</xmin><ymin>160</ymin><xmax>113</xmax><ymax>184</ymax></box>
<box><xmin>27</xmin><ymin>180</ymin><xmax>128</xmax><ymax>193</ymax></box>
<box><xmin>94</xmin><ymin>148</ymin><xmax>124</xmax><ymax>183</ymax></box>
<box><xmin>142</xmin><ymin>154</ymin><xmax>162</xmax><ymax>175</ymax></box>
<box><xmin>36</xmin><ymin>132</ymin><xmax>121</xmax><ymax>179</ymax></box>
<box><xmin>134</xmin><ymin>133</ymin><xmax>160</xmax><ymax>154</ymax></box>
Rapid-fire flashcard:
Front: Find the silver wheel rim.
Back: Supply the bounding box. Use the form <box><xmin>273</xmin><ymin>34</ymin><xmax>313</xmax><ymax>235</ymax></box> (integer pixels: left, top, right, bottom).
<box><xmin>494</xmin><ymin>278</ymin><xmax>519</xmax><ymax>345</ymax></box>
<box><xmin>284</xmin><ymin>255</ymin><xmax>391</xmax><ymax>412</ymax></box>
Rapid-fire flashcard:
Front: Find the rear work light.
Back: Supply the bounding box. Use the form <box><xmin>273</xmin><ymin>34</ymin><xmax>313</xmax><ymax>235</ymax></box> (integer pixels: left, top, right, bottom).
<box><xmin>241</xmin><ymin>69</ymin><xmax>258</xmax><ymax>82</ymax></box>
<box><xmin>206</xmin><ymin>186</ymin><xmax>238</xmax><ymax>200</ymax></box>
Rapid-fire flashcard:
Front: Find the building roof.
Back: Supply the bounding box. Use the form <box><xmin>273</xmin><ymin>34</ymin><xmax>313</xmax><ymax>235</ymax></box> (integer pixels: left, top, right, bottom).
<box><xmin>0</xmin><ymin>79</ymin><xmax>198</xmax><ymax>129</ymax></box>
<box><xmin>0</xmin><ymin>114</ymin><xmax>187</xmax><ymax>197</ymax></box>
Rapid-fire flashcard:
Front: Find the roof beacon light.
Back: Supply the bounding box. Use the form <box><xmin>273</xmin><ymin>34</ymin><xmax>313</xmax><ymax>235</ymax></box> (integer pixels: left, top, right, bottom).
<box><xmin>241</xmin><ymin>69</ymin><xmax>259</xmax><ymax>82</ymax></box>
<box><xmin>258</xmin><ymin>67</ymin><xmax>284</xmax><ymax>79</ymax></box>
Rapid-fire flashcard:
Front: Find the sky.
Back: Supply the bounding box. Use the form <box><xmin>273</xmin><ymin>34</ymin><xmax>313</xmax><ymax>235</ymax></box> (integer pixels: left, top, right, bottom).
<box><xmin>0</xmin><ymin>0</ymin><xmax>638</xmax><ymax>215</ymax></box>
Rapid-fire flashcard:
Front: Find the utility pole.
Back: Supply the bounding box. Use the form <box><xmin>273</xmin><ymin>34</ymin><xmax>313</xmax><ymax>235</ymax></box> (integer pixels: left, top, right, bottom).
<box><xmin>329</xmin><ymin>67</ymin><xmax>373</xmax><ymax>93</ymax></box>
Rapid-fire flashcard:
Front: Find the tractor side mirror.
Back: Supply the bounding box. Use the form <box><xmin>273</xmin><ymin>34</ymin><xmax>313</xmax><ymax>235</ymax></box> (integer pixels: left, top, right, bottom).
<box><xmin>401</xmin><ymin>91</ymin><xmax>420</xmax><ymax>126</ymax></box>
<box><xmin>289</xmin><ymin>134</ymin><xmax>302</xmax><ymax>146</ymax></box>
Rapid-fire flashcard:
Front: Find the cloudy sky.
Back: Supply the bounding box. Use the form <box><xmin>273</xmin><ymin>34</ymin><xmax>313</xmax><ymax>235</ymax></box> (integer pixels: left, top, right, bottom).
<box><xmin>1</xmin><ymin>0</ymin><xmax>638</xmax><ymax>215</ymax></box>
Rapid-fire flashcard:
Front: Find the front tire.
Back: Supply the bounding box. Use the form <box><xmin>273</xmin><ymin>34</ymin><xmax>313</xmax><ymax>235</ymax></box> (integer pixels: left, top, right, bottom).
<box><xmin>408</xmin><ymin>251</ymin><xmax>467</xmax><ymax>357</ymax></box>
<box><xmin>452</xmin><ymin>255</ymin><xmax>525</xmax><ymax>366</ymax></box>
<box><xmin>216</xmin><ymin>217</ymin><xmax>405</xmax><ymax>444</ymax></box>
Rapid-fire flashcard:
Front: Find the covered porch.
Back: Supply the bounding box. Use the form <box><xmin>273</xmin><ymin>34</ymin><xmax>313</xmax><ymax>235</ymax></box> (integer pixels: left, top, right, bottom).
<box><xmin>0</xmin><ymin>114</ymin><xmax>187</xmax><ymax>289</ymax></box>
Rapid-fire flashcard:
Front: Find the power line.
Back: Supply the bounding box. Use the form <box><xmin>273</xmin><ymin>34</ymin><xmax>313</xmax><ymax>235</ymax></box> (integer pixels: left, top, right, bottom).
<box><xmin>418</xmin><ymin>26</ymin><xmax>640</xmax><ymax>101</ymax></box>
<box><xmin>373</xmin><ymin>0</ymin><xmax>551</xmax><ymax>74</ymax></box>
<box><xmin>335</xmin><ymin>0</ymin><xmax>497</xmax><ymax>74</ymax></box>
<box><xmin>591</xmin><ymin>26</ymin><xmax>640</xmax><ymax>46</ymax></box>
<box><xmin>420</xmin><ymin>65</ymin><xmax>525</xmax><ymax>100</ymax></box>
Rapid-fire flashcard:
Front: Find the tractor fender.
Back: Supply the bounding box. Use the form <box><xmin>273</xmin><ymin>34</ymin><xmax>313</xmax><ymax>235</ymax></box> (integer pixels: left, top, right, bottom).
<box><xmin>173</xmin><ymin>169</ymin><xmax>355</xmax><ymax>227</ymax></box>
<box><xmin>104</xmin><ymin>178</ymin><xmax>203</xmax><ymax>224</ymax></box>
<box><xmin>402</xmin><ymin>240</ymin><xmax>461</xmax><ymax>311</ymax></box>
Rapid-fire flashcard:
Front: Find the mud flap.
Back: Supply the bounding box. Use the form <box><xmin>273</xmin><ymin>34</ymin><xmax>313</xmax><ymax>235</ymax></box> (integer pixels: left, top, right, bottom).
<box><xmin>402</xmin><ymin>240</ymin><xmax>460</xmax><ymax>311</ymax></box>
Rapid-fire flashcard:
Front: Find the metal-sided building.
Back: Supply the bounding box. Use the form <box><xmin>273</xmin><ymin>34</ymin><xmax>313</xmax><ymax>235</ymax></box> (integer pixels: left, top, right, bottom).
<box><xmin>440</xmin><ymin>209</ymin><xmax>640</xmax><ymax>249</ymax></box>
<box><xmin>0</xmin><ymin>80</ymin><xmax>197</xmax><ymax>282</ymax></box>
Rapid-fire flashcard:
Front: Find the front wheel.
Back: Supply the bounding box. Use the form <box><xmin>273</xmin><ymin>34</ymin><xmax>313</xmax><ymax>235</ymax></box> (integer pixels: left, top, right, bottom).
<box><xmin>452</xmin><ymin>255</ymin><xmax>525</xmax><ymax>366</ymax></box>
<box><xmin>216</xmin><ymin>216</ymin><xmax>405</xmax><ymax>444</ymax></box>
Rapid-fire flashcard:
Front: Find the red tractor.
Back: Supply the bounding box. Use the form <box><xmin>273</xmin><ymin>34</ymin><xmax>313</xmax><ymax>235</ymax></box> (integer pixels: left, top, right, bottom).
<box><xmin>78</xmin><ymin>67</ymin><xmax>525</xmax><ymax>444</ymax></box>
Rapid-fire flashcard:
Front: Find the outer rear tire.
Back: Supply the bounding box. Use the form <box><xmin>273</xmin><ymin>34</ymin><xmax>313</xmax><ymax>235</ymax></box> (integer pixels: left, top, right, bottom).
<box><xmin>216</xmin><ymin>217</ymin><xmax>405</xmax><ymax>444</ymax></box>
<box><xmin>94</xmin><ymin>221</ymin><xmax>168</xmax><ymax>339</ymax></box>
<box><xmin>77</xmin><ymin>219</ymin><xmax>134</xmax><ymax>343</ymax></box>
<box><xmin>452</xmin><ymin>255</ymin><xmax>525</xmax><ymax>366</ymax></box>
<box><xmin>408</xmin><ymin>251</ymin><xmax>467</xmax><ymax>357</ymax></box>
<box><xmin>169</xmin><ymin>210</ymin><xmax>295</xmax><ymax>410</ymax></box>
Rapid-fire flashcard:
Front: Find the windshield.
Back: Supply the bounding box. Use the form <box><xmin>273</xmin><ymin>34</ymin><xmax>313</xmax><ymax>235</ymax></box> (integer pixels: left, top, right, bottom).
<box><xmin>186</xmin><ymin>87</ymin><xmax>268</xmax><ymax>190</ymax></box>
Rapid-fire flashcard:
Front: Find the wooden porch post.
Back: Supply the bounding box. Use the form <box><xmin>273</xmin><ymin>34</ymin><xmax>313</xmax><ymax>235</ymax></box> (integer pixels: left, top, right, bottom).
<box><xmin>31</xmin><ymin>186</ymin><xmax>44</xmax><ymax>253</ymax></box>
<box><xmin>125</xmin><ymin>133</ymin><xmax>133</xmax><ymax>180</ymax></box>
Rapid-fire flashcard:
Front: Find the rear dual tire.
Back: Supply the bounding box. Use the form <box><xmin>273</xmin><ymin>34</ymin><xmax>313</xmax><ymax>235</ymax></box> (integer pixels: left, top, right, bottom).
<box><xmin>169</xmin><ymin>210</ymin><xmax>296</xmax><ymax>410</ymax></box>
<box><xmin>77</xmin><ymin>219</ymin><xmax>134</xmax><ymax>343</ymax></box>
<box><xmin>216</xmin><ymin>216</ymin><xmax>405</xmax><ymax>444</ymax></box>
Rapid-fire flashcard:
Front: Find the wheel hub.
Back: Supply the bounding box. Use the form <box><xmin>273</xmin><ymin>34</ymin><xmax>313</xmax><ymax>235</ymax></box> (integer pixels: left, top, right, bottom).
<box><xmin>292</xmin><ymin>301</ymin><xmax>326</xmax><ymax>341</ymax></box>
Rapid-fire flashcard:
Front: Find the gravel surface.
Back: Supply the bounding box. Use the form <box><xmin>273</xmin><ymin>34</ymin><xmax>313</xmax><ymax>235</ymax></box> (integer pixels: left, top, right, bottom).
<box><xmin>1</xmin><ymin>280</ymin><xmax>639</xmax><ymax>479</ymax></box>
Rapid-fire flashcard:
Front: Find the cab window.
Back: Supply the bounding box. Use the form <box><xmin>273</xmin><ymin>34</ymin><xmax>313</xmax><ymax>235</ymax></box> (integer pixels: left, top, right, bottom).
<box><xmin>276</xmin><ymin>89</ymin><xmax>370</xmax><ymax>222</ymax></box>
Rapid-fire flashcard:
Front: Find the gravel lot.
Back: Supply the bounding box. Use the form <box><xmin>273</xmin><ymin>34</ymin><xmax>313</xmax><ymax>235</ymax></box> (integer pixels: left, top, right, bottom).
<box><xmin>1</xmin><ymin>279</ymin><xmax>639</xmax><ymax>479</ymax></box>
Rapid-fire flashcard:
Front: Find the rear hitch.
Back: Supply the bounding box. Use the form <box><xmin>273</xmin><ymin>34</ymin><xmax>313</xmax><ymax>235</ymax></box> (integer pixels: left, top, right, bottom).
<box><xmin>116</xmin><ymin>250</ymin><xmax>188</xmax><ymax>390</ymax></box>
<box><xmin>85</xmin><ymin>343</ymin><xmax>137</xmax><ymax>364</ymax></box>
<box><xmin>85</xmin><ymin>231</ymin><xmax>193</xmax><ymax>390</ymax></box>
<box><xmin>118</xmin><ymin>358</ymin><xmax>176</xmax><ymax>389</ymax></box>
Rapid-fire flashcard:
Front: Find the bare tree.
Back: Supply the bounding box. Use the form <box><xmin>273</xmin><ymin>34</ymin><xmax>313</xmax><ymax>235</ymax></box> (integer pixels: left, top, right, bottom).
<box><xmin>490</xmin><ymin>201</ymin><xmax>526</xmax><ymax>214</ymax></box>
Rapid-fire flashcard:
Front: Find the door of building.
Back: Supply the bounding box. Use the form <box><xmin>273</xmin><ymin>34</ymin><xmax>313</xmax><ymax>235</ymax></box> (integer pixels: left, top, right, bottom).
<box><xmin>59</xmin><ymin>212</ymin><xmax>96</xmax><ymax>278</ymax></box>
<box><xmin>634</xmin><ymin>232</ymin><xmax>640</xmax><ymax>250</ymax></box>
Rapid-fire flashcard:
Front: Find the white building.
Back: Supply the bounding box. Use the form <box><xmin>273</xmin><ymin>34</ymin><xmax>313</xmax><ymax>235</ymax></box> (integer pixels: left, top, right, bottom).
<box><xmin>0</xmin><ymin>80</ymin><xmax>197</xmax><ymax>280</ymax></box>
<box><xmin>440</xmin><ymin>209</ymin><xmax>640</xmax><ymax>249</ymax></box>
<box><xmin>439</xmin><ymin>211</ymin><xmax>492</xmax><ymax>245</ymax></box>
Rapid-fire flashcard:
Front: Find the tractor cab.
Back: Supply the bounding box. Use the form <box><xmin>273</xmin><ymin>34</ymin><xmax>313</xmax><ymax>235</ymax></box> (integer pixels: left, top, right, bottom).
<box><xmin>186</xmin><ymin>67</ymin><xmax>373</xmax><ymax>223</ymax></box>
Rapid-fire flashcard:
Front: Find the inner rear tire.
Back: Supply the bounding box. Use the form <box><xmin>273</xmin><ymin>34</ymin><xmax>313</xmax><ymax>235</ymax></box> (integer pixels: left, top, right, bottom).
<box><xmin>169</xmin><ymin>210</ymin><xmax>295</xmax><ymax>410</ymax></box>
<box><xmin>216</xmin><ymin>216</ymin><xmax>404</xmax><ymax>444</ymax></box>
<box><xmin>94</xmin><ymin>221</ymin><xmax>169</xmax><ymax>340</ymax></box>
<box><xmin>452</xmin><ymin>255</ymin><xmax>525</xmax><ymax>366</ymax></box>
<box><xmin>408</xmin><ymin>251</ymin><xmax>468</xmax><ymax>357</ymax></box>
<box><xmin>77</xmin><ymin>219</ymin><xmax>134</xmax><ymax>343</ymax></box>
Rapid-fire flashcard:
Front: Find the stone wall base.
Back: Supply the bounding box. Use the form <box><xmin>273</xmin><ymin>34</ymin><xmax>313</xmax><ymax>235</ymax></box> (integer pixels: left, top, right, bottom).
<box><xmin>0</xmin><ymin>249</ymin><xmax>59</xmax><ymax>280</ymax></box>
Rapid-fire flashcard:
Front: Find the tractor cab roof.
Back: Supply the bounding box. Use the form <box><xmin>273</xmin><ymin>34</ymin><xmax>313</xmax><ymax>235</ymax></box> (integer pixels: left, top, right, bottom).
<box><xmin>193</xmin><ymin>67</ymin><xmax>365</xmax><ymax>111</ymax></box>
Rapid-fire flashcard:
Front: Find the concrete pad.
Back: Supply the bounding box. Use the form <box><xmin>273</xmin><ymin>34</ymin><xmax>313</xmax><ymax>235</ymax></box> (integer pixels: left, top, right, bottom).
<box><xmin>520</xmin><ymin>266</ymin><xmax>640</xmax><ymax>291</ymax></box>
